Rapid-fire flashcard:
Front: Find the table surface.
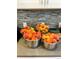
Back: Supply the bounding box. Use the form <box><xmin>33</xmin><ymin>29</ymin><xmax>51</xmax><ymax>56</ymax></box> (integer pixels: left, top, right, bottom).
<box><xmin>17</xmin><ymin>38</ymin><xmax>61</xmax><ymax>57</ymax></box>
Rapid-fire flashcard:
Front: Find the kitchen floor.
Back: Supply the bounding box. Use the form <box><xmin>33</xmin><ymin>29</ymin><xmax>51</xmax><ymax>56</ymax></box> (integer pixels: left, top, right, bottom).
<box><xmin>17</xmin><ymin>38</ymin><xmax>61</xmax><ymax>57</ymax></box>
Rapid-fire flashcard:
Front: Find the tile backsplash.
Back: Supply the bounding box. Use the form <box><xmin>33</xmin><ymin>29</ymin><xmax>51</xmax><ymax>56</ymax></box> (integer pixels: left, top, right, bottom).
<box><xmin>17</xmin><ymin>9</ymin><xmax>61</xmax><ymax>28</ymax></box>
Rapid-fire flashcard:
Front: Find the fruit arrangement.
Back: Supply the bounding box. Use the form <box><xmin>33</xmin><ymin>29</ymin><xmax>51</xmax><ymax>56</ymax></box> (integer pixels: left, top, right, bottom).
<box><xmin>20</xmin><ymin>26</ymin><xmax>41</xmax><ymax>40</ymax></box>
<box><xmin>42</xmin><ymin>33</ymin><xmax>60</xmax><ymax>43</ymax></box>
<box><xmin>36</xmin><ymin>23</ymin><xmax>49</xmax><ymax>33</ymax></box>
<box><xmin>20</xmin><ymin>23</ymin><xmax>60</xmax><ymax>49</ymax></box>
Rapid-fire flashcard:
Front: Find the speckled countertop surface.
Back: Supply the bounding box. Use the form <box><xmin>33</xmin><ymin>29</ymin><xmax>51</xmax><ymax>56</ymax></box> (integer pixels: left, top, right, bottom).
<box><xmin>17</xmin><ymin>9</ymin><xmax>61</xmax><ymax>28</ymax></box>
<box><xmin>17</xmin><ymin>38</ymin><xmax>61</xmax><ymax>57</ymax></box>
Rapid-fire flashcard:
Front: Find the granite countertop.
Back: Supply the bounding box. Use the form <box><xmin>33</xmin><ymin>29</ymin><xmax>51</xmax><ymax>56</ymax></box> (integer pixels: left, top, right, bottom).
<box><xmin>17</xmin><ymin>9</ymin><xmax>61</xmax><ymax>28</ymax></box>
<box><xmin>17</xmin><ymin>38</ymin><xmax>61</xmax><ymax>57</ymax></box>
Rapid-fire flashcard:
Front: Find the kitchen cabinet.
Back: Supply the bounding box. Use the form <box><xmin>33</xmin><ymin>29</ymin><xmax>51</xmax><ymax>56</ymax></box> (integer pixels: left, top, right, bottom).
<box><xmin>17</xmin><ymin>0</ymin><xmax>43</xmax><ymax>9</ymax></box>
<box><xmin>46</xmin><ymin>0</ymin><xmax>61</xmax><ymax>8</ymax></box>
<box><xmin>17</xmin><ymin>0</ymin><xmax>60</xmax><ymax>9</ymax></box>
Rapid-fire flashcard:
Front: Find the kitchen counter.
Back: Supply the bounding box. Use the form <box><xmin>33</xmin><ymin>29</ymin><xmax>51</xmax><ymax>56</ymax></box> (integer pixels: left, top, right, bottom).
<box><xmin>17</xmin><ymin>38</ymin><xmax>61</xmax><ymax>57</ymax></box>
<box><xmin>17</xmin><ymin>9</ymin><xmax>61</xmax><ymax>29</ymax></box>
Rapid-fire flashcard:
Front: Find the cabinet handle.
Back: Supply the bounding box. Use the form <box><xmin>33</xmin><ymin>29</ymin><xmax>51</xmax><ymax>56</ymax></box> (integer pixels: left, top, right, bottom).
<box><xmin>44</xmin><ymin>0</ymin><xmax>46</xmax><ymax>7</ymax></box>
<box><xmin>46</xmin><ymin>0</ymin><xmax>48</xmax><ymax>5</ymax></box>
<box><xmin>39</xmin><ymin>0</ymin><xmax>49</xmax><ymax>7</ymax></box>
<box><xmin>44</xmin><ymin>0</ymin><xmax>49</xmax><ymax>7</ymax></box>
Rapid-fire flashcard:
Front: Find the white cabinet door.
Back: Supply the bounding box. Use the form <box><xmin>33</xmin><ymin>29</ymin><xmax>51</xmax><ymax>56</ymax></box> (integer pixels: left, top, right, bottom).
<box><xmin>39</xmin><ymin>0</ymin><xmax>61</xmax><ymax>8</ymax></box>
<box><xmin>17</xmin><ymin>0</ymin><xmax>43</xmax><ymax>9</ymax></box>
<box><xmin>45</xmin><ymin>0</ymin><xmax>61</xmax><ymax>8</ymax></box>
<box><xmin>17</xmin><ymin>0</ymin><xmax>61</xmax><ymax>9</ymax></box>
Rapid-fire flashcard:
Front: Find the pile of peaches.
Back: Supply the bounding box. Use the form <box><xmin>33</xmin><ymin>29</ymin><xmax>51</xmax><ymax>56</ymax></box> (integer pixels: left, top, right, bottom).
<box><xmin>36</xmin><ymin>23</ymin><xmax>49</xmax><ymax>33</ymax></box>
<box><xmin>20</xmin><ymin>23</ymin><xmax>60</xmax><ymax>44</ymax></box>
<box><xmin>20</xmin><ymin>26</ymin><xmax>41</xmax><ymax>41</ymax></box>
